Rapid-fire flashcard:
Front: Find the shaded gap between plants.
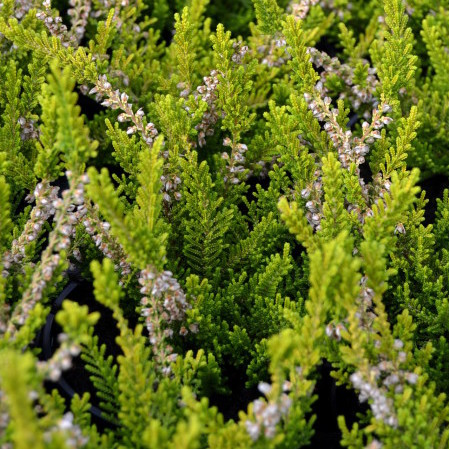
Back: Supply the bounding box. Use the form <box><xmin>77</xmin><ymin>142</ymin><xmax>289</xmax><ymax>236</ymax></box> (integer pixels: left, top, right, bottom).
<box><xmin>307</xmin><ymin>360</ymin><xmax>368</xmax><ymax>449</ymax></box>
<box><xmin>419</xmin><ymin>174</ymin><xmax>449</xmax><ymax>225</ymax></box>
<box><xmin>208</xmin><ymin>363</ymin><xmax>260</xmax><ymax>423</ymax></box>
<box><xmin>39</xmin><ymin>281</ymin><xmax>121</xmax><ymax>431</ymax></box>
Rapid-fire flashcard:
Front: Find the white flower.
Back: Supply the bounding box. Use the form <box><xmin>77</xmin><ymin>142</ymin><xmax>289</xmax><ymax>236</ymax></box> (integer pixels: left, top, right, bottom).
<box><xmin>245</xmin><ymin>420</ymin><xmax>260</xmax><ymax>441</ymax></box>
<box><xmin>258</xmin><ymin>382</ymin><xmax>272</xmax><ymax>396</ymax></box>
<box><xmin>59</xmin><ymin>412</ymin><xmax>74</xmax><ymax>431</ymax></box>
<box><xmin>405</xmin><ymin>372</ymin><xmax>418</xmax><ymax>385</ymax></box>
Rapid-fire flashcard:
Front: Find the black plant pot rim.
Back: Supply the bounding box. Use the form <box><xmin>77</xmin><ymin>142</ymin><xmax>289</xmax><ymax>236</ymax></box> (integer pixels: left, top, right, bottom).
<box><xmin>42</xmin><ymin>281</ymin><xmax>106</xmax><ymax>422</ymax></box>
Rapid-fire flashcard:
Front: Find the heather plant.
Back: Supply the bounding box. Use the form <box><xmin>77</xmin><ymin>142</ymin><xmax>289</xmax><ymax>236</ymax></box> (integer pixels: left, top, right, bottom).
<box><xmin>1</xmin><ymin>0</ymin><xmax>449</xmax><ymax>448</ymax></box>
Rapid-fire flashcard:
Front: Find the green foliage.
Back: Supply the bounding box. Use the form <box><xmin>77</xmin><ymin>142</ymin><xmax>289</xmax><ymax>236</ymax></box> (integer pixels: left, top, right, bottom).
<box><xmin>320</xmin><ymin>153</ymin><xmax>350</xmax><ymax>238</ymax></box>
<box><xmin>91</xmin><ymin>258</ymin><xmax>157</xmax><ymax>447</ymax></box>
<box><xmin>378</xmin><ymin>106</ymin><xmax>420</xmax><ymax>178</ymax></box>
<box><xmin>171</xmin><ymin>1</ymin><xmax>210</xmax><ymax>91</ymax></box>
<box><xmin>36</xmin><ymin>62</ymin><xmax>98</xmax><ymax>179</ymax></box>
<box><xmin>0</xmin><ymin>59</ymin><xmax>36</xmax><ymax>196</ymax></box>
<box><xmin>87</xmin><ymin>136</ymin><xmax>166</xmax><ymax>269</ymax></box>
<box><xmin>1</xmin><ymin>1</ymin><xmax>449</xmax><ymax>448</ymax></box>
<box><xmin>211</xmin><ymin>24</ymin><xmax>256</xmax><ymax>141</ymax></box>
<box><xmin>180</xmin><ymin>152</ymin><xmax>234</xmax><ymax>277</ymax></box>
<box><xmin>0</xmin><ymin>350</ymin><xmax>45</xmax><ymax>449</ymax></box>
<box><xmin>80</xmin><ymin>333</ymin><xmax>120</xmax><ymax>424</ymax></box>
<box><xmin>283</xmin><ymin>16</ymin><xmax>319</xmax><ymax>94</ymax></box>
<box><xmin>374</xmin><ymin>0</ymin><xmax>417</xmax><ymax>110</ymax></box>
<box><xmin>252</xmin><ymin>0</ymin><xmax>284</xmax><ymax>35</ymax></box>
<box><xmin>0</xmin><ymin>176</ymin><xmax>11</xmax><ymax>253</ymax></box>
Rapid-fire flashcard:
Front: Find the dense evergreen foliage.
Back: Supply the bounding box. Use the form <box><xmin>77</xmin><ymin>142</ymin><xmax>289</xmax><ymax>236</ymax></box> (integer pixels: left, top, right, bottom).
<box><xmin>1</xmin><ymin>0</ymin><xmax>449</xmax><ymax>447</ymax></box>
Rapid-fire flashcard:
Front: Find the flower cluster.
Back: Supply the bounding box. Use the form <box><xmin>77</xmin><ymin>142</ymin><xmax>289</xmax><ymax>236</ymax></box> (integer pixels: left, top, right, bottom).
<box><xmin>67</xmin><ymin>0</ymin><xmax>91</xmax><ymax>43</ymax></box>
<box><xmin>221</xmin><ymin>137</ymin><xmax>248</xmax><ymax>185</ymax></box>
<box><xmin>82</xmin><ymin>204</ymin><xmax>132</xmax><ymax>280</ymax></box>
<box><xmin>255</xmin><ymin>0</ymin><xmax>316</xmax><ymax>69</ymax></box>
<box><xmin>325</xmin><ymin>321</ymin><xmax>347</xmax><ymax>341</ymax></box>
<box><xmin>5</xmin><ymin>174</ymin><xmax>90</xmax><ymax>337</ymax></box>
<box><xmin>0</xmin><ymin>303</ymin><xmax>10</xmax><ymax>335</ymax></box>
<box><xmin>365</xmin><ymin>440</ymin><xmax>383</xmax><ymax>449</ymax></box>
<box><xmin>350</xmin><ymin>338</ymin><xmax>419</xmax><ymax>428</ymax></box>
<box><xmin>308</xmin><ymin>48</ymin><xmax>378</xmax><ymax>113</ymax></box>
<box><xmin>288</xmin><ymin>0</ymin><xmax>319</xmax><ymax>20</ymax></box>
<box><xmin>245</xmin><ymin>381</ymin><xmax>292</xmax><ymax>441</ymax></box>
<box><xmin>36</xmin><ymin>0</ymin><xmax>77</xmax><ymax>48</ymax></box>
<box><xmin>139</xmin><ymin>268</ymin><xmax>196</xmax><ymax>376</ymax></box>
<box><xmin>107</xmin><ymin>68</ymin><xmax>130</xmax><ymax>87</ymax></box>
<box><xmin>301</xmin><ymin>171</ymin><xmax>323</xmax><ymax>230</ymax></box>
<box><xmin>319</xmin><ymin>0</ymin><xmax>348</xmax><ymax>20</ymax></box>
<box><xmin>160</xmin><ymin>173</ymin><xmax>182</xmax><ymax>203</ymax></box>
<box><xmin>258</xmin><ymin>35</ymin><xmax>288</xmax><ymax>68</ymax></box>
<box><xmin>352</xmin><ymin>103</ymin><xmax>392</xmax><ymax>155</ymax></box>
<box><xmin>304</xmin><ymin>87</ymin><xmax>392</xmax><ymax>170</ymax></box>
<box><xmin>90</xmin><ymin>0</ymin><xmax>129</xmax><ymax>23</ymax></box>
<box><xmin>44</xmin><ymin>412</ymin><xmax>88</xmax><ymax>448</ymax></box>
<box><xmin>52</xmin><ymin>173</ymin><xmax>91</xmax><ymax>253</ymax></box>
<box><xmin>7</xmin><ymin>254</ymin><xmax>61</xmax><ymax>336</ymax></box>
<box><xmin>13</xmin><ymin>0</ymin><xmax>34</xmax><ymax>20</ymax></box>
<box><xmin>91</xmin><ymin>75</ymin><xmax>159</xmax><ymax>147</ymax></box>
<box><xmin>350</xmin><ymin>370</ymin><xmax>398</xmax><ymax>428</ymax></box>
<box><xmin>403</xmin><ymin>1</ymin><xmax>415</xmax><ymax>16</ymax></box>
<box><xmin>394</xmin><ymin>222</ymin><xmax>406</xmax><ymax>235</ymax></box>
<box><xmin>193</xmin><ymin>70</ymin><xmax>220</xmax><ymax>147</ymax></box>
<box><xmin>296</xmin><ymin>84</ymin><xmax>395</xmax><ymax>235</ymax></box>
<box><xmin>306</xmin><ymin>91</ymin><xmax>354</xmax><ymax>169</ymax></box>
<box><xmin>2</xmin><ymin>180</ymin><xmax>59</xmax><ymax>278</ymax></box>
<box><xmin>191</xmin><ymin>38</ymin><xmax>248</xmax><ymax>149</ymax></box>
<box><xmin>306</xmin><ymin>91</ymin><xmax>358</xmax><ymax>169</ymax></box>
<box><xmin>325</xmin><ymin>277</ymin><xmax>375</xmax><ymax>341</ymax></box>
<box><xmin>355</xmin><ymin>275</ymin><xmax>377</xmax><ymax>331</ymax></box>
<box><xmin>231</xmin><ymin>41</ymin><xmax>249</xmax><ymax>64</ymax></box>
<box><xmin>36</xmin><ymin>333</ymin><xmax>81</xmax><ymax>382</ymax></box>
<box><xmin>18</xmin><ymin>116</ymin><xmax>39</xmax><ymax>141</ymax></box>
<box><xmin>0</xmin><ymin>390</ymin><xmax>9</xmax><ymax>441</ymax></box>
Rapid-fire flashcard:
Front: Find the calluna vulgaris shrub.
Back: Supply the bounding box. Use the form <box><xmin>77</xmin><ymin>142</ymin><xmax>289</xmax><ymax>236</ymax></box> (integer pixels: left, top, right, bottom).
<box><xmin>2</xmin><ymin>0</ymin><xmax>449</xmax><ymax>447</ymax></box>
